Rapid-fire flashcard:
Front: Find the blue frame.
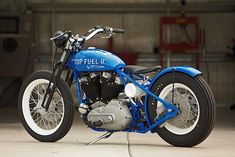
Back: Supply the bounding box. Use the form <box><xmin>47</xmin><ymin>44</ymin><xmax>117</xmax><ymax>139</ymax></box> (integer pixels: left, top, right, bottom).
<box><xmin>66</xmin><ymin>48</ymin><xmax>202</xmax><ymax>133</ymax></box>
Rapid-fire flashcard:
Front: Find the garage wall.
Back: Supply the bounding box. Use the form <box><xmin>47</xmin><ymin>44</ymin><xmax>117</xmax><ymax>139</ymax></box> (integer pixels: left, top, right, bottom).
<box><xmin>35</xmin><ymin>13</ymin><xmax>235</xmax><ymax>54</ymax></box>
<box><xmin>27</xmin><ymin>0</ymin><xmax>235</xmax><ymax>3</ymax></box>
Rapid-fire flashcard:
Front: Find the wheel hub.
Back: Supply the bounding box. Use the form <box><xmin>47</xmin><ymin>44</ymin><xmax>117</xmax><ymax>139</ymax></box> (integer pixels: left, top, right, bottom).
<box><xmin>166</xmin><ymin>92</ymin><xmax>191</xmax><ymax>129</ymax></box>
<box><xmin>29</xmin><ymin>83</ymin><xmax>64</xmax><ymax>127</ymax></box>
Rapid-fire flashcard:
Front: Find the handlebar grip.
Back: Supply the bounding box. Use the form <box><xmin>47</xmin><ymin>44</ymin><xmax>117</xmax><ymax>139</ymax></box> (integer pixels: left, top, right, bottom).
<box><xmin>112</xmin><ymin>28</ymin><xmax>124</xmax><ymax>33</ymax></box>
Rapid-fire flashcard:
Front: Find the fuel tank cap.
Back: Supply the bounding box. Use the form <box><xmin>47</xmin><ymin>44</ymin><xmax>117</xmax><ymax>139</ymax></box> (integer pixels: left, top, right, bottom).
<box><xmin>88</xmin><ymin>47</ymin><xmax>96</xmax><ymax>49</ymax></box>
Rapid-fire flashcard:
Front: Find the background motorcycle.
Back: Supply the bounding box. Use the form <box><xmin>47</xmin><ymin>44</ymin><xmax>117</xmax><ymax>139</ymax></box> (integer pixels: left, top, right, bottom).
<box><xmin>18</xmin><ymin>26</ymin><xmax>216</xmax><ymax>147</ymax></box>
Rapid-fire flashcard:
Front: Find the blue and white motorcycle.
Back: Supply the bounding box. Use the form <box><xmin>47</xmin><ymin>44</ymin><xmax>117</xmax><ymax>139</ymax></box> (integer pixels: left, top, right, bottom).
<box><xmin>18</xmin><ymin>26</ymin><xmax>216</xmax><ymax>147</ymax></box>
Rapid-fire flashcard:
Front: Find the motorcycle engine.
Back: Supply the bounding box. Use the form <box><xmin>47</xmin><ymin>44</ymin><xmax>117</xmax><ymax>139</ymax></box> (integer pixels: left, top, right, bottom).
<box><xmin>79</xmin><ymin>71</ymin><xmax>132</xmax><ymax>130</ymax></box>
<box><xmin>87</xmin><ymin>99</ymin><xmax>132</xmax><ymax>130</ymax></box>
<box><xmin>80</xmin><ymin>71</ymin><xmax>123</xmax><ymax>103</ymax></box>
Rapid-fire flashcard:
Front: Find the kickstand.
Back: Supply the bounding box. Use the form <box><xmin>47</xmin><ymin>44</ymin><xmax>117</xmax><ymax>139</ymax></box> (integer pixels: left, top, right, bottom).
<box><xmin>87</xmin><ymin>132</ymin><xmax>113</xmax><ymax>145</ymax></box>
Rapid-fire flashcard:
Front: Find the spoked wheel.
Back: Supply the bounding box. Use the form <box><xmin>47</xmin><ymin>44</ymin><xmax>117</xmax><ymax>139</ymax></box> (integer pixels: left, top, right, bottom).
<box><xmin>158</xmin><ymin>83</ymin><xmax>200</xmax><ymax>135</ymax></box>
<box><xmin>18</xmin><ymin>71</ymin><xmax>74</xmax><ymax>142</ymax></box>
<box><xmin>147</xmin><ymin>72</ymin><xmax>216</xmax><ymax>147</ymax></box>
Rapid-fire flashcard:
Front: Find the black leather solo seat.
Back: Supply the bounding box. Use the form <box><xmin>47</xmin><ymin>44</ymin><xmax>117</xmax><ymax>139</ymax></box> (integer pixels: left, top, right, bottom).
<box><xmin>124</xmin><ymin>65</ymin><xmax>162</xmax><ymax>74</ymax></box>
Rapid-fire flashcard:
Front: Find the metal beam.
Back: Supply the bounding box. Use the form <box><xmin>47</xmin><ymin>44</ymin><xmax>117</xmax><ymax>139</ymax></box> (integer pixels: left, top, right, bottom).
<box><xmin>27</xmin><ymin>2</ymin><xmax>235</xmax><ymax>13</ymax></box>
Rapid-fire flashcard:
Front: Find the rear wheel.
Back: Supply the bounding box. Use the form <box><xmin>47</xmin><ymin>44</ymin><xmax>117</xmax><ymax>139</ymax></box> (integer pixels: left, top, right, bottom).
<box><xmin>18</xmin><ymin>71</ymin><xmax>74</xmax><ymax>142</ymax></box>
<box><xmin>147</xmin><ymin>72</ymin><xmax>216</xmax><ymax>147</ymax></box>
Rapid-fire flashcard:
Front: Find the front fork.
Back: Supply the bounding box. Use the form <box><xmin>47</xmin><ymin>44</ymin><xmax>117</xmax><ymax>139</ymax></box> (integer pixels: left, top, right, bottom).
<box><xmin>41</xmin><ymin>50</ymin><xmax>72</xmax><ymax>111</ymax></box>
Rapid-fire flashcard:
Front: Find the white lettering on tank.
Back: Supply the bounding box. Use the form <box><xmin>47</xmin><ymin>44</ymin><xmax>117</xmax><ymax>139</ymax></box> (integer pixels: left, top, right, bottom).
<box><xmin>73</xmin><ymin>58</ymin><xmax>107</xmax><ymax>66</ymax></box>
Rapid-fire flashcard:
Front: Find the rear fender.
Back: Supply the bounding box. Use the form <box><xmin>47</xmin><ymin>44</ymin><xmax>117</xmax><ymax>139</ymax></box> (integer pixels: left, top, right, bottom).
<box><xmin>144</xmin><ymin>66</ymin><xmax>202</xmax><ymax>127</ymax></box>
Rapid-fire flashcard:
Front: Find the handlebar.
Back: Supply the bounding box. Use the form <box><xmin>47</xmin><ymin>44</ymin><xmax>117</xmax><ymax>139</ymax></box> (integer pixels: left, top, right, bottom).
<box><xmin>83</xmin><ymin>26</ymin><xmax>124</xmax><ymax>41</ymax></box>
<box><xmin>84</xmin><ymin>28</ymin><xmax>104</xmax><ymax>41</ymax></box>
<box><xmin>112</xmin><ymin>28</ymin><xmax>124</xmax><ymax>34</ymax></box>
<box><xmin>51</xmin><ymin>26</ymin><xmax>124</xmax><ymax>50</ymax></box>
<box><xmin>50</xmin><ymin>31</ymin><xmax>72</xmax><ymax>41</ymax></box>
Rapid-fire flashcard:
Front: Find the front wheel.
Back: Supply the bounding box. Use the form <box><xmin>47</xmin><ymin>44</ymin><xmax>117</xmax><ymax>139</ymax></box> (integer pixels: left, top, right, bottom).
<box><xmin>147</xmin><ymin>72</ymin><xmax>216</xmax><ymax>147</ymax></box>
<box><xmin>18</xmin><ymin>71</ymin><xmax>74</xmax><ymax>142</ymax></box>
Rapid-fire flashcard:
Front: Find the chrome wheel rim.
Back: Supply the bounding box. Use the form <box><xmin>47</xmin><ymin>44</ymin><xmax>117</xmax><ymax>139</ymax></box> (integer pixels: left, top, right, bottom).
<box><xmin>157</xmin><ymin>83</ymin><xmax>200</xmax><ymax>135</ymax></box>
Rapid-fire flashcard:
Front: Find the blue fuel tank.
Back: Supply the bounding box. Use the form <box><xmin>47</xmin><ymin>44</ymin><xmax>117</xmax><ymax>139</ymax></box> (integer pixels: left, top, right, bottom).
<box><xmin>67</xmin><ymin>48</ymin><xmax>126</xmax><ymax>72</ymax></box>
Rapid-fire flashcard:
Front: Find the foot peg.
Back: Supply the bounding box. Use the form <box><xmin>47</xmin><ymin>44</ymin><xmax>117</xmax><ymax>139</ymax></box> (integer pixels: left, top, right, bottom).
<box><xmin>87</xmin><ymin>132</ymin><xmax>113</xmax><ymax>145</ymax></box>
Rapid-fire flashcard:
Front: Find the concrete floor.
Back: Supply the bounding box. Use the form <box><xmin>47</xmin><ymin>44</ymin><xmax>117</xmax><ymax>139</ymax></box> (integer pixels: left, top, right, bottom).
<box><xmin>0</xmin><ymin>108</ymin><xmax>235</xmax><ymax>157</ymax></box>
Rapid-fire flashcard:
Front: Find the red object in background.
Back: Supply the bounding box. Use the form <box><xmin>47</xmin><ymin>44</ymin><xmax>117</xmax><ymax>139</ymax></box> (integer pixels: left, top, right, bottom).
<box><xmin>107</xmin><ymin>38</ymin><xmax>137</xmax><ymax>65</ymax></box>
<box><xmin>107</xmin><ymin>37</ymin><xmax>114</xmax><ymax>52</ymax></box>
<box><xmin>159</xmin><ymin>16</ymin><xmax>200</xmax><ymax>69</ymax></box>
<box><xmin>160</xmin><ymin>16</ymin><xmax>200</xmax><ymax>52</ymax></box>
<box><xmin>115</xmin><ymin>53</ymin><xmax>137</xmax><ymax>65</ymax></box>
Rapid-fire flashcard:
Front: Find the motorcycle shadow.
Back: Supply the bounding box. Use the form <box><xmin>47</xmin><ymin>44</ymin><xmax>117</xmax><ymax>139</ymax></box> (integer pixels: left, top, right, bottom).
<box><xmin>8</xmin><ymin>139</ymin><xmax>203</xmax><ymax>150</ymax></box>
